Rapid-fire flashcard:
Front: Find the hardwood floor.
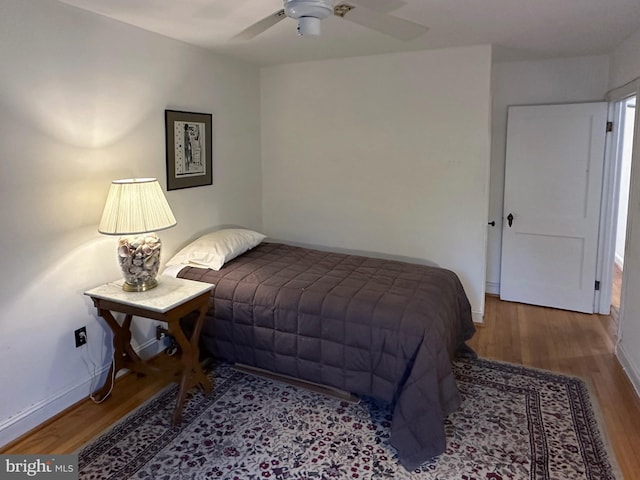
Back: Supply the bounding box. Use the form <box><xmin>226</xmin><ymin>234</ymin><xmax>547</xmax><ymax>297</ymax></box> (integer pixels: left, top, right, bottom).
<box><xmin>3</xmin><ymin>296</ymin><xmax>640</xmax><ymax>478</ymax></box>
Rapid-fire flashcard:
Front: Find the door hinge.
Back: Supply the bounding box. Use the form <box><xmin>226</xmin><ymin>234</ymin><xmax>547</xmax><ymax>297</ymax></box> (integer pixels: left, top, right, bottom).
<box><xmin>606</xmin><ymin>121</ymin><xmax>613</xmax><ymax>132</ymax></box>
<box><xmin>595</xmin><ymin>280</ymin><xmax>601</xmax><ymax>291</ymax></box>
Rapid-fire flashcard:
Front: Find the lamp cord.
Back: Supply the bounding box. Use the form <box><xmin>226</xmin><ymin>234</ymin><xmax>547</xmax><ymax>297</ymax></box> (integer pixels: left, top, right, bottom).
<box><xmin>80</xmin><ymin>333</ymin><xmax>116</xmax><ymax>405</ymax></box>
<box><xmin>88</xmin><ymin>351</ymin><xmax>116</xmax><ymax>405</ymax></box>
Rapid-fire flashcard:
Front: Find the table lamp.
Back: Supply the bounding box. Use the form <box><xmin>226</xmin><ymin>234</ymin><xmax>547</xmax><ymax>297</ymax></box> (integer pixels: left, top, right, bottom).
<box><xmin>99</xmin><ymin>178</ymin><xmax>177</xmax><ymax>292</ymax></box>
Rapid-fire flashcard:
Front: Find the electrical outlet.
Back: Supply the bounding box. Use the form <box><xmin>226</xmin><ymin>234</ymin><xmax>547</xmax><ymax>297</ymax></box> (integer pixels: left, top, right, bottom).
<box><xmin>75</xmin><ymin>327</ymin><xmax>87</xmax><ymax>348</ymax></box>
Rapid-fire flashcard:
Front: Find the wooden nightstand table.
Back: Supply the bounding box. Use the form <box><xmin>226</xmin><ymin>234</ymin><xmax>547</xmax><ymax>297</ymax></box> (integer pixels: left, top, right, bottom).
<box><xmin>84</xmin><ymin>276</ymin><xmax>215</xmax><ymax>425</ymax></box>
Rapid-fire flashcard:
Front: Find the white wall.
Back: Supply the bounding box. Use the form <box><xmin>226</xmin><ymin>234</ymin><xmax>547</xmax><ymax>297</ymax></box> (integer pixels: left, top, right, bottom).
<box><xmin>609</xmin><ymin>28</ymin><xmax>640</xmax><ymax>91</ymax></box>
<box><xmin>609</xmin><ymin>26</ymin><xmax>640</xmax><ymax>396</ymax></box>
<box><xmin>0</xmin><ymin>0</ymin><xmax>261</xmax><ymax>446</ymax></box>
<box><xmin>261</xmin><ymin>46</ymin><xmax>493</xmax><ymax>322</ymax></box>
<box><xmin>486</xmin><ymin>56</ymin><xmax>610</xmax><ymax>293</ymax></box>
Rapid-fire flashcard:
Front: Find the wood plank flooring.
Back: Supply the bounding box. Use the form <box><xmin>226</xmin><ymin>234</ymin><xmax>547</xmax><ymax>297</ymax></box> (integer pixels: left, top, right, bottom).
<box><xmin>3</xmin><ymin>296</ymin><xmax>640</xmax><ymax>478</ymax></box>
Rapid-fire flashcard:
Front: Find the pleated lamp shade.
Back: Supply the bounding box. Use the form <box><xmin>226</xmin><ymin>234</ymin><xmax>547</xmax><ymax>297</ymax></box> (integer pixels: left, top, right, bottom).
<box><xmin>99</xmin><ymin>178</ymin><xmax>176</xmax><ymax>235</ymax></box>
<box><xmin>98</xmin><ymin>178</ymin><xmax>176</xmax><ymax>292</ymax></box>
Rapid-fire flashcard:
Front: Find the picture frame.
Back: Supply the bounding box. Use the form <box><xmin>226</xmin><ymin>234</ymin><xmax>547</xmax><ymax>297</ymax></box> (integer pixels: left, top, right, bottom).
<box><xmin>165</xmin><ymin>109</ymin><xmax>213</xmax><ymax>190</ymax></box>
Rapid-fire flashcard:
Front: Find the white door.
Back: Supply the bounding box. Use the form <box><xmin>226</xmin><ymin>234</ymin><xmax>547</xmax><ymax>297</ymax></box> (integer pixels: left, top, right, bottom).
<box><xmin>500</xmin><ymin>103</ymin><xmax>608</xmax><ymax>313</ymax></box>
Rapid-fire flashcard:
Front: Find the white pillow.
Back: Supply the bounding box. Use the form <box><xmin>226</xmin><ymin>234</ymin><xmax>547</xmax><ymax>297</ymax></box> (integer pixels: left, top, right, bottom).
<box><xmin>165</xmin><ymin>228</ymin><xmax>266</xmax><ymax>271</ymax></box>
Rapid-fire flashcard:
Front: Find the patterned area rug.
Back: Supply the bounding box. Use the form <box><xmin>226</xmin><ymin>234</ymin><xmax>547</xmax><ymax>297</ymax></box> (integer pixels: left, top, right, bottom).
<box><xmin>78</xmin><ymin>359</ymin><xmax>620</xmax><ymax>479</ymax></box>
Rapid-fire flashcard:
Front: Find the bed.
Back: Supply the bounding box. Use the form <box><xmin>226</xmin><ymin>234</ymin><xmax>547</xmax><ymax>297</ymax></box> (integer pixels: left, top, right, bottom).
<box><xmin>163</xmin><ymin>229</ymin><xmax>476</xmax><ymax>470</ymax></box>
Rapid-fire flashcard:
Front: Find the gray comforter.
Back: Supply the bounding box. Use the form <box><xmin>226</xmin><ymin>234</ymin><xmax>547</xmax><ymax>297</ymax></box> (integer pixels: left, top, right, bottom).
<box><xmin>177</xmin><ymin>242</ymin><xmax>475</xmax><ymax>470</ymax></box>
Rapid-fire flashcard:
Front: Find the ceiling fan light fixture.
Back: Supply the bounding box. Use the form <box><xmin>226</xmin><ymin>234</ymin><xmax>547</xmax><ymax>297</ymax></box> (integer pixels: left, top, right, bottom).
<box><xmin>284</xmin><ymin>0</ymin><xmax>333</xmax><ymax>36</ymax></box>
<box><xmin>297</xmin><ymin>16</ymin><xmax>322</xmax><ymax>36</ymax></box>
<box><xmin>284</xmin><ymin>0</ymin><xmax>332</xmax><ymax>18</ymax></box>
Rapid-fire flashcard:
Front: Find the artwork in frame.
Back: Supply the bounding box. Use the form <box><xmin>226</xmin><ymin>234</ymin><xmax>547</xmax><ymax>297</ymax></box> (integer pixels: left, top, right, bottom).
<box><xmin>165</xmin><ymin>110</ymin><xmax>213</xmax><ymax>190</ymax></box>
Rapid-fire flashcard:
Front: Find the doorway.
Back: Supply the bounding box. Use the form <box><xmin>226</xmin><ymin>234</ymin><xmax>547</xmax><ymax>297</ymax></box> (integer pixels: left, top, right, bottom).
<box><xmin>610</xmin><ymin>96</ymin><xmax>636</xmax><ymax>325</ymax></box>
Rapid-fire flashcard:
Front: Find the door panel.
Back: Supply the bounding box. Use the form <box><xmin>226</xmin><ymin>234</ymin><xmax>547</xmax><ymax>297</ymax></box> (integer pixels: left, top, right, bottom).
<box><xmin>500</xmin><ymin>103</ymin><xmax>608</xmax><ymax>313</ymax></box>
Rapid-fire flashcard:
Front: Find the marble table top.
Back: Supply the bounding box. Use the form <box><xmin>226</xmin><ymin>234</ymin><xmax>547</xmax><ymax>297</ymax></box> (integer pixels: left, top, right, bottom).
<box><xmin>84</xmin><ymin>276</ymin><xmax>214</xmax><ymax>313</ymax></box>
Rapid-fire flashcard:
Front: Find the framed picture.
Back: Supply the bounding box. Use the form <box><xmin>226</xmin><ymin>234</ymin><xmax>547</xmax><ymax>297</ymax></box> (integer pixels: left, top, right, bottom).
<box><xmin>165</xmin><ymin>110</ymin><xmax>213</xmax><ymax>190</ymax></box>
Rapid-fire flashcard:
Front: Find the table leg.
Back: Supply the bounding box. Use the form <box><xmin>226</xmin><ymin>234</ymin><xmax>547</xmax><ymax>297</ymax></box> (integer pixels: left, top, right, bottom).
<box><xmin>91</xmin><ymin>311</ymin><xmax>158</xmax><ymax>401</ymax></box>
<box><xmin>168</xmin><ymin>301</ymin><xmax>212</xmax><ymax>425</ymax></box>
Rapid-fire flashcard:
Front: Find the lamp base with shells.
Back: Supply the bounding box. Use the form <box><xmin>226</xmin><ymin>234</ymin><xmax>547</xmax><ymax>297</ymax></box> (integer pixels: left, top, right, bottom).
<box><xmin>118</xmin><ymin>233</ymin><xmax>162</xmax><ymax>292</ymax></box>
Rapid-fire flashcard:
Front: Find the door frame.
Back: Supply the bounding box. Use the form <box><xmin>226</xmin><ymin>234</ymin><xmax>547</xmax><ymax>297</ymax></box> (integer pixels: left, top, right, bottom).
<box><xmin>597</xmin><ymin>80</ymin><xmax>639</xmax><ymax>319</ymax></box>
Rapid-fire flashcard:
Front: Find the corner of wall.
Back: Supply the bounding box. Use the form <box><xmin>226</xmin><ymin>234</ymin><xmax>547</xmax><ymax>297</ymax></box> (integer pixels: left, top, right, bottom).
<box><xmin>615</xmin><ymin>341</ymin><xmax>640</xmax><ymax>399</ymax></box>
<box><xmin>485</xmin><ymin>281</ymin><xmax>500</xmax><ymax>296</ymax></box>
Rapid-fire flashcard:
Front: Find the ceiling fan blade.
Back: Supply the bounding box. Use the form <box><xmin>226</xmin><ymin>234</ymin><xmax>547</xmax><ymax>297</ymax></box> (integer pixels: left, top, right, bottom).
<box><xmin>232</xmin><ymin>9</ymin><xmax>286</xmax><ymax>41</ymax></box>
<box><xmin>348</xmin><ymin>0</ymin><xmax>407</xmax><ymax>14</ymax></box>
<box><xmin>336</xmin><ymin>4</ymin><xmax>427</xmax><ymax>41</ymax></box>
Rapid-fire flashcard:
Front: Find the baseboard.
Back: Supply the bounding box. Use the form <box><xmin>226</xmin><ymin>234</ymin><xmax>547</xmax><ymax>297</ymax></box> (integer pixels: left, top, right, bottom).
<box><xmin>485</xmin><ymin>281</ymin><xmax>500</xmax><ymax>296</ymax></box>
<box><xmin>0</xmin><ymin>337</ymin><xmax>165</xmax><ymax>449</ymax></box>
<box><xmin>472</xmin><ymin>310</ymin><xmax>484</xmax><ymax>324</ymax></box>
<box><xmin>615</xmin><ymin>342</ymin><xmax>640</xmax><ymax>399</ymax></box>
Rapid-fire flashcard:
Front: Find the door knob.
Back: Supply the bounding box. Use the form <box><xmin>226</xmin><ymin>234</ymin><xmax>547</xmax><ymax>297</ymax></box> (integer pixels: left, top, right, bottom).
<box><xmin>488</xmin><ymin>221</ymin><xmax>496</xmax><ymax>226</ymax></box>
<box><xmin>507</xmin><ymin>213</ymin><xmax>514</xmax><ymax>227</ymax></box>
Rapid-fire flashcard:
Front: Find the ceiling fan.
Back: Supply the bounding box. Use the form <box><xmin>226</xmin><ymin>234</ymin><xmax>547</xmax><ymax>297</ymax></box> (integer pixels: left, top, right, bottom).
<box><xmin>233</xmin><ymin>0</ymin><xmax>428</xmax><ymax>41</ymax></box>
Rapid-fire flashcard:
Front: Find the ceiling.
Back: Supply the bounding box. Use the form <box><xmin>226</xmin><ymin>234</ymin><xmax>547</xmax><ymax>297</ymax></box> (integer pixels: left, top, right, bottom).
<box><xmin>55</xmin><ymin>0</ymin><xmax>640</xmax><ymax>66</ymax></box>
